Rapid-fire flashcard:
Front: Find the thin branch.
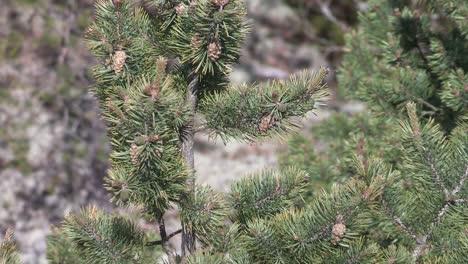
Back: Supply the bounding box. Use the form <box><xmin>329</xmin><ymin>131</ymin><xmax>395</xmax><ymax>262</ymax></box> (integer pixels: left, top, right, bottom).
<box><xmin>412</xmin><ymin>197</ymin><xmax>463</xmax><ymax>260</ymax></box>
<box><xmin>422</xmin><ymin>147</ymin><xmax>450</xmax><ymax>200</ymax></box>
<box><xmin>416</xmin><ymin>167</ymin><xmax>468</xmax><ymax>260</ymax></box>
<box><xmin>146</xmin><ymin>229</ymin><xmax>183</xmax><ymax>246</ymax></box>
<box><xmin>181</xmin><ymin>71</ymin><xmax>199</xmax><ymax>178</ymax></box>
<box><xmin>156</xmin><ymin>214</ymin><xmax>171</xmax><ymax>254</ymax></box>
<box><xmin>403</xmin><ymin>89</ymin><xmax>439</xmax><ymax>112</ymax></box>
<box><xmin>181</xmin><ymin>70</ymin><xmax>199</xmax><ymax>256</ymax></box>
<box><xmin>452</xmin><ymin>166</ymin><xmax>468</xmax><ymax>196</ymax></box>
<box><xmin>314</xmin><ymin>0</ymin><xmax>349</xmax><ymax>32</ymax></box>
<box><xmin>381</xmin><ymin>199</ymin><xmax>417</xmax><ymax>239</ymax></box>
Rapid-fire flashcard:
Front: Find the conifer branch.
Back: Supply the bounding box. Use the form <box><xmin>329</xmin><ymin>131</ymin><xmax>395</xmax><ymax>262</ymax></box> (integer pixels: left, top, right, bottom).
<box><xmin>156</xmin><ymin>213</ymin><xmax>171</xmax><ymax>254</ymax></box>
<box><xmin>381</xmin><ymin>200</ymin><xmax>417</xmax><ymax>240</ymax></box>
<box><xmin>313</xmin><ymin>0</ymin><xmax>349</xmax><ymax>32</ymax></box>
<box><xmin>146</xmin><ymin>229</ymin><xmax>182</xmax><ymax>246</ymax></box>
<box><xmin>425</xmin><ymin>150</ymin><xmax>450</xmax><ymax>200</ymax></box>
<box><xmin>412</xmin><ymin>200</ymin><xmax>451</xmax><ymax>261</ymax></box>
<box><xmin>412</xmin><ymin>176</ymin><xmax>466</xmax><ymax>261</ymax></box>
<box><xmin>181</xmin><ymin>71</ymin><xmax>199</xmax><ymax>256</ymax></box>
<box><xmin>452</xmin><ymin>166</ymin><xmax>468</xmax><ymax>196</ymax></box>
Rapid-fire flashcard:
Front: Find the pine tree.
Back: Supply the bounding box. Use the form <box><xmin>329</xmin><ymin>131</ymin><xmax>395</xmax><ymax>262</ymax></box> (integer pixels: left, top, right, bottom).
<box><xmin>276</xmin><ymin>0</ymin><xmax>467</xmax><ymax>262</ymax></box>
<box><xmin>43</xmin><ymin>0</ymin><xmax>328</xmax><ymax>262</ymax></box>
<box><xmin>267</xmin><ymin>103</ymin><xmax>466</xmax><ymax>263</ymax></box>
<box><xmin>339</xmin><ymin>0</ymin><xmax>467</xmax><ymax>131</ymax></box>
<box><xmin>283</xmin><ymin>0</ymin><xmax>467</xmax><ymax>193</ymax></box>
<box><xmin>3</xmin><ymin>0</ymin><xmax>465</xmax><ymax>263</ymax></box>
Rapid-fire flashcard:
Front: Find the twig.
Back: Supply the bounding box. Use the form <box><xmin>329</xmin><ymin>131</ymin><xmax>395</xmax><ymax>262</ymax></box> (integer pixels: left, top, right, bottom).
<box><xmin>381</xmin><ymin>200</ymin><xmax>417</xmax><ymax>239</ymax></box>
<box><xmin>427</xmin><ymin>151</ymin><xmax>450</xmax><ymax>200</ymax></box>
<box><xmin>403</xmin><ymin>89</ymin><xmax>439</xmax><ymax>112</ymax></box>
<box><xmin>314</xmin><ymin>0</ymin><xmax>349</xmax><ymax>32</ymax></box>
<box><xmin>181</xmin><ymin>70</ymin><xmax>199</xmax><ymax>256</ymax></box>
<box><xmin>452</xmin><ymin>166</ymin><xmax>468</xmax><ymax>196</ymax></box>
<box><xmin>156</xmin><ymin>214</ymin><xmax>170</xmax><ymax>253</ymax></box>
<box><xmin>412</xmin><ymin>165</ymin><xmax>468</xmax><ymax>260</ymax></box>
<box><xmin>146</xmin><ymin>229</ymin><xmax>183</xmax><ymax>246</ymax></box>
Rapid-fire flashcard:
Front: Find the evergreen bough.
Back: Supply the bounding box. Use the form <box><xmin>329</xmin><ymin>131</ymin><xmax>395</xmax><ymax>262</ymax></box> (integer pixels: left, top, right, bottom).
<box><xmin>283</xmin><ymin>0</ymin><xmax>467</xmax><ymax>192</ymax></box>
<box><xmin>41</xmin><ymin>0</ymin><xmax>327</xmax><ymax>262</ymax></box>
<box><xmin>1</xmin><ymin>0</ymin><xmax>466</xmax><ymax>263</ymax></box>
<box><xmin>280</xmin><ymin>0</ymin><xmax>468</xmax><ymax>262</ymax></box>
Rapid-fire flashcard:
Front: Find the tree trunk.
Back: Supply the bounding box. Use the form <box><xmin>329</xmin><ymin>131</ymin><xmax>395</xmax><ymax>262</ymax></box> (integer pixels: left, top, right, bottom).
<box><xmin>181</xmin><ymin>71</ymin><xmax>199</xmax><ymax>256</ymax></box>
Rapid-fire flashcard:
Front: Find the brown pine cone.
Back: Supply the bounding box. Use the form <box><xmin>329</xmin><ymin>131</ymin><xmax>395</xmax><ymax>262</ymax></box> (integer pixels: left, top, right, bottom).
<box><xmin>208</xmin><ymin>41</ymin><xmax>222</xmax><ymax>62</ymax></box>
<box><xmin>213</xmin><ymin>0</ymin><xmax>229</xmax><ymax>8</ymax></box>
<box><xmin>175</xmin><ymin>4</ymin><xmax>187</xmax><ymax>15</ymax></box>
<box><xmin>112</xmin><ymin>50</ymin><xmax>127</xmax><ymax>74</ymax></box>
<box><xmin>258</xmin><ymin>113</ymin><xmax>275</xmax><ymax>133</ymax></box>
<box><xmin>130</xmin><ymin>143</ymin><xmax>138</xmax><ymax>165</ymax></box>
<box><xmin>331</xmin><ymin>215</ymin><xmax>346</xmax><ymax>245</ymax></box>
<box><xmin>191</xmin><ymin>35</ymin><xmax>203</xmax><ymax>50</ymax></box>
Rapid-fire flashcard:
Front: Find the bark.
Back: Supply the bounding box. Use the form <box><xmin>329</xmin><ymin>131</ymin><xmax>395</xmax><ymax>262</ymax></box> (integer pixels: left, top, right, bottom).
<box><xmin>181</xmin><ymin>72</ymin><xmax>199</xmax><ymax>175</ymax></box>
<box><xmin>181</xmin><ymin>71</ymin><xmax>199</xmax><ymax>256</ymax></box>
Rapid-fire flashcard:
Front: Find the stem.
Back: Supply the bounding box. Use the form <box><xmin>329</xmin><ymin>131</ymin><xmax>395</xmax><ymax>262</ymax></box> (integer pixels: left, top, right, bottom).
<box><xmin>181</xmin><ymin>71</ymin><xmax>199</xmax><ymax>256</ymax></box>
<box><xmin>181</xmin><ymin>71</ymin><xmax>199</xmax><ymax>177</ymax></box>
<box><xmin>412</xmin><ymin>167</ymin><xmax>468</xmax><ymax>261</ymax></box>
<box><xmin>156</xmin><ymin>213</ymin><xmax>171</xmax><ymax>255</ymax></box>
<box><xmin>381</xmin><ymin>199</ymin><xmax>417</xmax><ymax>240</ymax></box>
<box><xmin>146</xmin><ymin>229</ymin><xmax>182</xmax><ymax>246</ymax></box>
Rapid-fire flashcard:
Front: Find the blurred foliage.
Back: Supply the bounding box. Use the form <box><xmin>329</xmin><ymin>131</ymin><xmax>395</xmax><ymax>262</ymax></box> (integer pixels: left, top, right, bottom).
<box><xmin>281</xmin><ymin>111</ymin><xmax>402</xmax><ymax>197</ymax></box>
<box><xmin>282</xmin><ymin>0</ymin><xmax>467</xmax><ymax>195</ymax></box>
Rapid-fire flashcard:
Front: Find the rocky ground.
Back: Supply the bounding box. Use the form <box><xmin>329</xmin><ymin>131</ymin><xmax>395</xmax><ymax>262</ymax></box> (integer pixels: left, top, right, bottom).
<box><xmin>0</xmin><ymin>0</ymin><xmax>362</xmax><ymax>262</ymax></box>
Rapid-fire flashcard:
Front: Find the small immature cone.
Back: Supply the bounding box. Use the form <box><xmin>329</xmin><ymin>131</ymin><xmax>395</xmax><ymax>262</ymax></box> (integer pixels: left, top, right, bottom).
<box><xmin>213</xmin><ymin>0</ymin><xmax>229</xmax><ymax>8</ymax></box>
<box><xmin>258</xmin><ymin>113</ymin><xmax>275</xmax><ymax>133</ymax></box>
<box><xmin>208</xmin><ymin>41</ymin><xmax>222</xmax><ymax>61</ymax></box>
<box><xmin>113</xmin><ymin>50</ymin><xmax>127</xmax><ymax>74</ymax></box>
<box><xmin>191</xmin><ymin>35</ymin><xmax>203</xmax><ymax>50</ymax></box>
<box><xmin>155</xmin><ymin>57</ymin><xmax>168</xmax><ymax>73</ymax></box>
<box><xmin>144</xmin><ymin>83</ymin><xmax>160</xmax><ymax>102</ymax></box>
<box><xmin>175</xmin><ymin>4</ymin><xmax>187</xmax><ymax>15</ymax></box>
<box><xmin>113</xmin><ymin>0</ymin><xmax>122</xmax><ymax>8</ymax></box>
<box><xmin>130</xmin><ymin>143</ymin><xmax>138</xmax><ymax>165</ymax></box>
<box><xmin>331</xmin><ymin>215</ymin><xmax>346</xmax><ymax>245</ymax></box>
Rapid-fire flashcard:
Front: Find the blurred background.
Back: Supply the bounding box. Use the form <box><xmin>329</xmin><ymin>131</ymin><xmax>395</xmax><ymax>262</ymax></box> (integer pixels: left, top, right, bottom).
<box><xmin>0</xmin><ymin>0</ymin><xmax>365</xmax><ymax>262</ymax></box>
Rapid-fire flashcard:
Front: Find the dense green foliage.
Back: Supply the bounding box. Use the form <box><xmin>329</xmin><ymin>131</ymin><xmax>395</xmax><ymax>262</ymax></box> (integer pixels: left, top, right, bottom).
<box><xmin>284</xmin><ymin>0</ymin><xmax>468</xmax><ymax>191</ymax></box>
<box><xmin>2</xmin><ymin>0</ymin><xmax>466</xmax><ymax>263</ymax></box>
<box><xmin>339</xmin><ymin>0</ymin><xmax>467</xmax><ymax>130</ymax></box>
<box><xmin>281</xmin><ymin>111</ymin><xmax>402</xmax><ymax>196</ymax></box>
<box><xmin>43</xmin><ymin>0</ymin><xmax>327</xmax><ymax>263</ymax></box>
<box><xmin>279</xmin><ymin>0</ymin><xmax>467</xmax><ymax>262</ymax></box>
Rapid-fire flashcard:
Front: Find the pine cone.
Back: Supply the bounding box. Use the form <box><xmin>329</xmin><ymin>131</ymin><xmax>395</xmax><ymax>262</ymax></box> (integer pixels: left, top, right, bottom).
<box><xmin>175</xmin><ymin>4</ymin><xmax>187</xmax><ymax>15</ymax></box>
<box><xmin>144</xmin><ymin>83</ymin><xmax>160</xmax><ymax>102</ymax></box>
<box><xmin>331</xmin><ymin>215</ymin><xmax>346</xmax><ymax>245</ymax></box>
<box><xmin>148</xmin><ymin>134</ymin><xmax>161</xmax><ymax>143</ymax></box>
<box><xmin>191</xmin><ymin>35</ymin><xmax>203</xmax><ymax>50</ymax></box>
<box><xmin>113</xmin><ymin>0</ymin><xmax>122</xmax><ymax>7</ymax></box>
<box><xmin>130</xmin><ymin>143</ymin><xmax>138</xmax><ymax>165</ymax></box>
<box><xmin>112</xmin><ymin>50</ymin><xmax>127</xmax><ymax>74</ymax></box>
<box><xmin>208</xmin><ymin>41</ymin><xmax>222</xmax><ymax>62</ymax></box>
<box><xmin>213</xmin><ymin>0</ymin><xmax>229</xmax><ymax>8</ymax></box>
<box><xmin>258</xmin><ymin>113</ymin><xmax>275</xmax><ymax>133</ymax></box>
